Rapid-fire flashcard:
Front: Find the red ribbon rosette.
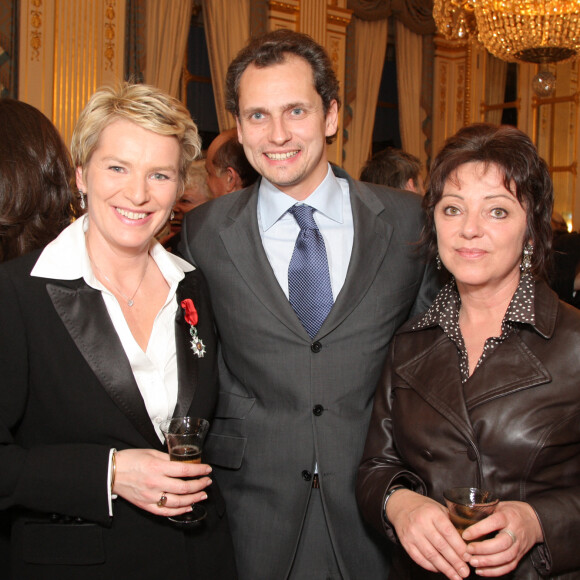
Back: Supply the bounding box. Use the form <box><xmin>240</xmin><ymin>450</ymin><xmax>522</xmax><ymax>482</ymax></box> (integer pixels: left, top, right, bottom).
<box><xmin>181</xmin><ymin>298</ymin><xmax>198</xmax><ymax>327</ymax></box>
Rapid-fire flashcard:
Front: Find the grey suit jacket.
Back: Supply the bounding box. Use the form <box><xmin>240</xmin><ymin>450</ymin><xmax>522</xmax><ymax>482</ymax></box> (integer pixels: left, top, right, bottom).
<box><xmin>179</xmin><ymin>166</ymin><xmax>438</xmax><ymax>580</ymax></box>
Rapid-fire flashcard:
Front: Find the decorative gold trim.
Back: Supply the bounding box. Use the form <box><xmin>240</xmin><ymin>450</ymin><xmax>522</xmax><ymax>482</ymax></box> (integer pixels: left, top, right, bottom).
<box><xmin>329</xmin><ymin>37</ymin><xmax>340</xmax><ymax>73</ymax></box>
<box><xmin>439</xmin><ymin>62</ymin><xmax>448</xmax><ymax>122</ymax></box>
<box><xmin>30</xmin><ymin>0</ymin><xmax>43</xmax><ymax>62</ymax></box>
<box><xmin>456</xmin><ymin>64</ymin><xmax>465</xmax><ymax>123</ymax></box>
<box><xmin>464</xmin><ymin>42</ymin><xmax>472</xmax><ymax>125</ymax></box>
<box><xmin>104</xmin><ymin>0</ymin><xmax>116</xmax><ymax>71</ymax></box>
<box><xmin>327</xmin><ymin>7</ymin><xmax>352</xmax><ymax>26</ymax></box>
<box><xmin>268</xmin><ymin>1</ymin><xmax>298</xmax><ymax>15</ymax></box>
<box><xmin>434</xmin><ymin>34</ymin><xmax>469</xmax><ymax>55</ymax></box>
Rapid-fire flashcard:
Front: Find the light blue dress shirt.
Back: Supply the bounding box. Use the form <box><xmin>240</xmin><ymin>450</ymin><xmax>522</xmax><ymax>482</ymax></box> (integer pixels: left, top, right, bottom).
<box><xmin>257</xmin><ymin>165</ymin><xmax>354</xmax><ymax>300</ymax></box>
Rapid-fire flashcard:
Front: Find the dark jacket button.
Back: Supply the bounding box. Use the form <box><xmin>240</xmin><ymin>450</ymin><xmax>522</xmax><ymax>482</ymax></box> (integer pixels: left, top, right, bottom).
<box><xmin>302</xmin><ymin>470</ymin><xmax>312</xmax><ymax>482</ymax></box>
<box><xmin>467</xmin><ymin>447</ymin><xmax>477</xmax><ymax>461</ymax></box>
<box><xmin>421</xmin><ymin>449</ymin><xmax>434</xmax><ymax>461</ymax></box>
<box><xmin>311</xmin><ymin>341</ymin><xmax>322</xmax><ymax>353</ymax></box>
<box><xmin>313</xmin><ymin>405</ymin><xmax>324</xmax><ymax>416</ymax></box>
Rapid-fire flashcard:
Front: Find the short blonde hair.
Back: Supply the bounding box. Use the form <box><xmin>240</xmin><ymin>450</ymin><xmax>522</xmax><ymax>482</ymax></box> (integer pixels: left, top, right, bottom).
<box><xmin>70</xmin><ymin>82</ymin><xmax>201</xmax><ymax>194</ymax></box>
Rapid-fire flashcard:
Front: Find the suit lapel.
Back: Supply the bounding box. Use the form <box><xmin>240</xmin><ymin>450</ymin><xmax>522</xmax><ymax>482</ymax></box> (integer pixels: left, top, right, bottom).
<box><xmin>319</xmin><ymin>176</ymin><xmax>392</xmax><ymax>335</ymax></box>
<box><xmin>47</xmin><ymin>280</ymin><xmax>161</xmax><ymax>448</ymax></box>
<box><xmin>219</xmin><ymin>186</ymin><xmax>307</xmax><ymax>339</ymax></box>
<box><xmin>220</xmin><ymin>174</ymin><xmax>397</xmax><ymax>341</ymax></box>
<box><xmin>174</xmin><ymin>277</ymin><xmax>198</xmax><ymax>417</ymax></box>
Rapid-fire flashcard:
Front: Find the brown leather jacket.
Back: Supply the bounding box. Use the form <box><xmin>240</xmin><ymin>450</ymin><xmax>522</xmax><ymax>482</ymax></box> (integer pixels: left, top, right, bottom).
<box><xmin>357</xmin><ymin>280</ymin><xmax>580</xmax><ymax>579</ymax></box>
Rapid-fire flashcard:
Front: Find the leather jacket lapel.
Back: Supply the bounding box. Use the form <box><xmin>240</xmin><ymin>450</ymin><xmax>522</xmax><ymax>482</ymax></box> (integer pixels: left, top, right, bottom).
<box><xmin>47</xmin><ymin>280</ymin><xmax>161</xmax><ymax>448</ymax></box>
<box><xmin>173</xmin><ymin>279</ymin><xmax>198</xmax><ymax>418</ymax></box>
<box><xmin>395</xmin><ymin>332</ymin><xmax>476</xmax><ymax>438</ymax></box>
<box><xmin>465</xmin><ymin>333</ymin><xmax>551</xmax><ymax>408</ymax></box>
<box><xmin>395</xmin><ymin>326</ymin><xmax>551</xmax><ymax>434</ymax></box>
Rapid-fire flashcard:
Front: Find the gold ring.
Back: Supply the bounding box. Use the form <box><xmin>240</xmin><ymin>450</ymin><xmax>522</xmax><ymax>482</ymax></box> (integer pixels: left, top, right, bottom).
<box><xmin>501</xmin><ymin>529</ymin><xmax>517</xmax><ymax>545</ymax></box>
<box><xmin>157</xmin><ymin>493</ymin><xmax>168</xmax><ymax>507</ymax></box>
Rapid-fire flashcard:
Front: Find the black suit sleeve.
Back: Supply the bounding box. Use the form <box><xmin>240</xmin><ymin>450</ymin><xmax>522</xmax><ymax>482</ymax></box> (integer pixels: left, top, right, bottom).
<box><xmin>0</xmin><ymin>264</ymin><xmax>111</xmax><ymax>525</ymax></box>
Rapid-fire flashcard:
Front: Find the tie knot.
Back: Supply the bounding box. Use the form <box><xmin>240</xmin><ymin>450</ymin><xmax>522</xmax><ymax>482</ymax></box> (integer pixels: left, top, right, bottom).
<box><xmin>289</xmin><ymin>204</ymin><xmax>317</xmax><ymax>231</ymax></box>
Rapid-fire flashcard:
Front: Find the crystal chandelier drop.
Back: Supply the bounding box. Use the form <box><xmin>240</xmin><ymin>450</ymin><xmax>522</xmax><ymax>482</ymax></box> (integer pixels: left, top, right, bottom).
<box><xmin>432</xmin><ymin>0</ymin><xmax>478</xmax><ymax>41</ymax></box>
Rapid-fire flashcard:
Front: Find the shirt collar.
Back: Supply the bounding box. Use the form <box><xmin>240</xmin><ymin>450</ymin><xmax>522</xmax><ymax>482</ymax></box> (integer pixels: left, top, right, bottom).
<box><xmin>258</xmin><ymin>164</ymin><xmax>344</xmax><ymax>231</ymax></box>
<box><xmin>31</xmin><ymin>214</ymin><xmax>194</xmax><ymax>287</ymax></box>
<box><xmin>412</xmin><ymin>273</ymin><xmax>536</xmax><ymax>332</ymax></box>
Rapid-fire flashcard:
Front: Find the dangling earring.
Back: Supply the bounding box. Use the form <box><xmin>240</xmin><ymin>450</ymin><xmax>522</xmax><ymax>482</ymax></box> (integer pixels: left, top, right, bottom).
<box><xmin>170</xmin><ymin>210</ymin><xmax>175</xmax><ymax>221</ymax></box>
<box><xmin>436</xmin><ymin>253</ymin><xmax>442</xmax><ymax>271</ymax></box>
<box><xmin>79</xmin><ymin>190</ymin><xmax>86</xmax><ymax>210</ymax></box>
<box><xmin>521</xmin><ymin>243</ymin><xmax>533</xmax><ymax>273</ymax></box>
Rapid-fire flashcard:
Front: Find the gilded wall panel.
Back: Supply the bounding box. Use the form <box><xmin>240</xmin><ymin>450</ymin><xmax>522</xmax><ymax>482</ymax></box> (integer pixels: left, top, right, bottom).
<box><xmin>19</xmin><ymin>0</ymin><xmax>125</xmax><ymax>145</ymax></box>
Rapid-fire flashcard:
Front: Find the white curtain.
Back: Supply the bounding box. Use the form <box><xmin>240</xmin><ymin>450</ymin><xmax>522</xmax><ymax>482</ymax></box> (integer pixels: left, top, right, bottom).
<box><xmin>342</xmin><ymin>17</ymin><xmax>388</xmax><ymax>179</ymax></box>
<box><xmin>202</xmin><ymin>0</ymin><xmax>250</xmax><ymax>131</ymax></box>
<box><xmin>485</xmin><ymin>54</ymin><xmax>508</xmax><ymax>125</ymax></box>
<box><xmin>395</xmin><ymin>20</ymin><xmax>426</xmax><ymax>169</ymax></box>
<box><xmin>145</xmin><ymin>0</ymin><xmax>192</xmax><ymax>98</ymax></box>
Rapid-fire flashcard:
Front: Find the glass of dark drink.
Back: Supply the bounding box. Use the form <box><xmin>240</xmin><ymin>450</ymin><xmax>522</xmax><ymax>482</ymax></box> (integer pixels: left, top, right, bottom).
<box><xmin>159</xmin><ymin>416</ymin><xmax>210</xmax><ymax>525</ymax></box>
<box><xmin>443</xmin><ymin>487</ymin><xmax>499</xmax><ymax>539</ymax></box>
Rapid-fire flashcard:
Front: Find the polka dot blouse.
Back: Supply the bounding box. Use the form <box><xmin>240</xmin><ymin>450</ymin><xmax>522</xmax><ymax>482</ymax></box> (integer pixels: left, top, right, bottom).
<box><xmin>412</xmin><ymin>274</ymin><xmax>535</xmax><ymax>382</ymax></box>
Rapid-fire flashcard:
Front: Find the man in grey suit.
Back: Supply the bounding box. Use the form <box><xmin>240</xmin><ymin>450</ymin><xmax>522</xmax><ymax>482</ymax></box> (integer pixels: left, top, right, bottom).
<box><xmin>179</xmin><ymin>29</ymin><xmax>438</xmax><ymax>580</ymax></box>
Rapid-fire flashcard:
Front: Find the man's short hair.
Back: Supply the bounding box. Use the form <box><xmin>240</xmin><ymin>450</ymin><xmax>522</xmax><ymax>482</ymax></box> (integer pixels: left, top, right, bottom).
<box><xmin>360</xmin><ymin>147</ymin><xmax>422</xmax><ymax>191</ymax></box>
<box><xmin>225</xmin><ymin>29</ymin><xmax>340</xmax><ymax>144</ymax></box>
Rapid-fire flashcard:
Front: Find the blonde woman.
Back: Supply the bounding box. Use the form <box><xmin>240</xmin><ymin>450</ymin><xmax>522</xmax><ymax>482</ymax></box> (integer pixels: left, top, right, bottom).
<box><xmin>0</xmin><ymin>83</ymin><xmax>236</xmax><ymax>579</ymax></box>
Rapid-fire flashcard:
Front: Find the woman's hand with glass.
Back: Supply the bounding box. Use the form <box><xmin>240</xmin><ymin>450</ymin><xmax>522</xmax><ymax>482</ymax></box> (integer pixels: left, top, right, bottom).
<box><xmin>112</xmin><ymin>448</ymin><xmax>212</xmax><ymax>517</ymax></box>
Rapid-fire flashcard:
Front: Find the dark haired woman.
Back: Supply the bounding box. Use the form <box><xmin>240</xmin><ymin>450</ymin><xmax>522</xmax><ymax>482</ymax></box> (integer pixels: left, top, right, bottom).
<box><xmin>357</xmin><ymin>123</ymin><xmax>580</xmax><ymax>579</ymax></box>
<box><xmin>0</xmin><ymin>99</ymin><xmax>80</xmax><ymax>262</ymax></box>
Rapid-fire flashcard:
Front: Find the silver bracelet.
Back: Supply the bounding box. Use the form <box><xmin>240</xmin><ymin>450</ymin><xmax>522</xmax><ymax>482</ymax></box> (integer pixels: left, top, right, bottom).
<box><xmin>383</xmin><ymin>485</ymin><xmax>405</xmax><ymax>523</ymax></box>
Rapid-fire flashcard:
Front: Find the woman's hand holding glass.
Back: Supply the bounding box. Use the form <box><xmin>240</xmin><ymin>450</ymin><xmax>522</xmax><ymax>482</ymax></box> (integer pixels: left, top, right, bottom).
<box><xmin>111</xmin><ymin>448</ymin><xmax>212</xmax><ymax>517</ymax></box>
<box><xmin>462</xmin><ymin>500</ymin><xmax>543</xmax><ymax>577</ymax></box>
<box><xmin>386</xmin><ymin>489</ymin><xmax>472</xmax><ymax>580</ymax></box>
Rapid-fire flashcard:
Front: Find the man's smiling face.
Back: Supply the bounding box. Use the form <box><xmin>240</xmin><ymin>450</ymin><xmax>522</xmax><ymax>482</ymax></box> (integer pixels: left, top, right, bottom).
<box><xmin>236</xmin><ymin>54</ymin><xmax>338</xmax><ymax>201</ymax></box>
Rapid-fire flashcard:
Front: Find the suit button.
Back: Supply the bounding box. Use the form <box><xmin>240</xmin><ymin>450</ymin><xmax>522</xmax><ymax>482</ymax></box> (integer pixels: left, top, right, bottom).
<box><xmin>311</xmin><ymin>341</ymin><xmax>322</xmax><ymax>353</ymax></box>
<box><xmin>421</xmin><ymin>449</ymin><xmax>433</xmax><ymax>461</ymax></box>
<box><xmin>313</xmin><ymin>405</ymin><xmax>324</xmax><ymax>416</ymax></box>
<box><xmin>302</xmin><ymin>470</ymin><xmax>312</xmax><ymax>482</ymax></box>
<box><xmin>467</xmin><ymin>447</ymin><xmax>477</xmax><ymax>461</ymax></box>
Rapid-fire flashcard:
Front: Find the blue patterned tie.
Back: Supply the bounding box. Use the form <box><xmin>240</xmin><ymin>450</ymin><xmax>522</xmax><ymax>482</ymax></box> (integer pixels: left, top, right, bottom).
<box><xmin>288</xmin><ymin>205</ymin><xmax>334</xmax><ymax>338</ymax></box>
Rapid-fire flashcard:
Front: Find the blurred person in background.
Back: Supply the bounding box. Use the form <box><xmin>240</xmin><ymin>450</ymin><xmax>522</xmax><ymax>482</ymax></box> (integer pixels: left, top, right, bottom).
<box><xmin>0</xmin><ymin>98</ymin><xmax>80</xmax><ymax>263</ymax></box>
<box><xmin>0</xmin><ymin>98</ymin><xmax>80</xmax><ymax>575</ymax></box>
<box><xmin>550</xmin><ymin>212</ymin><xmax>580</xmax><ymax>308</ymax></box>
<box><xmin>160</xmin><ymin>160</ymin><xmax>212</xmax><ymax>252</ymax></box>
<box><xmin>205</xmin><ymin>128</ymin><xmax>258</xmax><ymax>197</ymax></box>
<box><xmin>360</xmin><ymin>146</ymin><xmax>424</xmax><ymax>194</ymax></box>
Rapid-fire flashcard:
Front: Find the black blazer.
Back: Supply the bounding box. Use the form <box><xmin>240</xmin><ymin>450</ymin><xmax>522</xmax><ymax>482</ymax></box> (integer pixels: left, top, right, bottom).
<box><xmin>0</xmin><ymin>250</ymin><xmax>236</xmax><ymax>579</ymax></box>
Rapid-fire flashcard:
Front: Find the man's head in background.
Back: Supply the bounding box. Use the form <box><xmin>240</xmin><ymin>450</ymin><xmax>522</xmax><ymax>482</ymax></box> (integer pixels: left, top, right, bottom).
<box><xmin>205</xmin><ymin>128</ymin><xmax>259</xmax><ymax>196</ymax></box>
<box><xmin>360</xmin><ymin>147</ymin><xmax>424</xmax><ymax>194</ymax></box>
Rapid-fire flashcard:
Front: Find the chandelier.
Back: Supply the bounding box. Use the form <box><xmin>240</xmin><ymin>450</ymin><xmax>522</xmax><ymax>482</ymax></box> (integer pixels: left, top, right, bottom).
<box><xmin>433</xmin><ymin>0</ymin><xmax>580</xmax><ymax>63</ymax></box>
<box><xmin>433</xmin><ymin>0</ymin><xmax>580</xmax><ymax>96</ymax></box>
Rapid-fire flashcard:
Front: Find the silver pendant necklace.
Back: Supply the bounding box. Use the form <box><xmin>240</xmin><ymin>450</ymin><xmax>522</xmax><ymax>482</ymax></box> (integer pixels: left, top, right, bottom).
<box><xmin>87</xmin><ymin>251</ymin><xmax>149</xmax><ymax>307</ymax></box>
